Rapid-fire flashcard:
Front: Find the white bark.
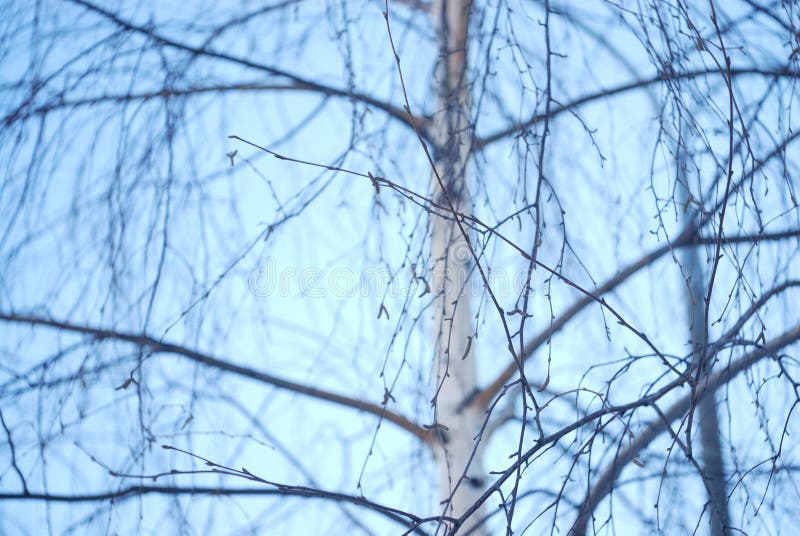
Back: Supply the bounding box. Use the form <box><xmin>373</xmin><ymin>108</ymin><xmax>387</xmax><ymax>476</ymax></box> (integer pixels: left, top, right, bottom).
<box><xmin>428</xmin><ymin>1</ymin><xmax>487</xmax><ymax>534</ymax></box>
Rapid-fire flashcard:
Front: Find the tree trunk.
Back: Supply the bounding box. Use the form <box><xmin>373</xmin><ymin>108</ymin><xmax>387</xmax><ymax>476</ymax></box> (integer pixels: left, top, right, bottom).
<box><xmin>678</xmin><ymin>139</ymin><xmax>730</xmax><ymax>536</ymax></box>
<box><xmin>428</xmin><ymin>1</ymin><xmax>486</xmax><ymax>534</ymax></box>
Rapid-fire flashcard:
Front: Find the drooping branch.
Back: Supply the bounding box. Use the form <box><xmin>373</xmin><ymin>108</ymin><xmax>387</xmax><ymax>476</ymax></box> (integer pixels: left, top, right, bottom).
<box><xmin>0</xmin><ymin>313</ymin><xmax>432</xmax><ymax>443</ymax></box>
<box><xmin>471</xmin><ymin>228</ymin><xmax>800</xmax><ymax>409</ymax></box>
<box><xmin>223</xmin><ymin>134</ymin><xmax>800</xmax><ymax>416</ymax></box>
<box><xmin>470</xmin><ymin>121</ymin><xmax>800</xmax><ymax>410</ymax></box>
<box><xmin>0</xmin><ymin>486</ymin><xmax>431</xmax><ymax>534</ymax></box>
<box><xmin>452</xmin><ymin>324</ymin><xmax>800</xmax><ymax>535</ymax></box>
<box><xmin>2</xmin><ymin>83</ymin><xmax>319</xmax><ymax>125</ymax></box>
<box><xmin>225</xmin><ymin>130</ymin><xmax>800</xmax><ymax>416</ymax></box>
<box><xmin>475</xmin><ymin>67</ymin><xmax>799</xmax><ymax>149</ymax></box>
<box><xmin>54</xmin><ymin>0</ymin><xmax>431</xmax><ymax>140</ymax></box>
<box><xmin>569</xmin><ymin>323</ymin><xmax>800</xmax><ymax>535</ymax></box>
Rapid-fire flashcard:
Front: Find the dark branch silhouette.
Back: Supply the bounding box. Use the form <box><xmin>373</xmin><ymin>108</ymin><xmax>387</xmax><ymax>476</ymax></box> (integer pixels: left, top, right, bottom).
<box><xmin>0</xmin><ymin>312</ymin><xmax>431</xmax><ymax>443</ymax></box>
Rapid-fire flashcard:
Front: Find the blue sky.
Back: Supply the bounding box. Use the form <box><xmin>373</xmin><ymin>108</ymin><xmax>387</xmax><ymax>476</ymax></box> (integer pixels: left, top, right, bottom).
<box><xmin>1</xmin><ymin>0</ymin><xmax>799</xmax><ymax>534</ymax></box>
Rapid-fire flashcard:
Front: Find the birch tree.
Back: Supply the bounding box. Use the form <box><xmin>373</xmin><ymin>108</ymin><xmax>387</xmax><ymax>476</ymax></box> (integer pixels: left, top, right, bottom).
<box><xmin>1</xmin><ymin>1</ymin><xmax>800</xmax><ymax>535</ymax></box>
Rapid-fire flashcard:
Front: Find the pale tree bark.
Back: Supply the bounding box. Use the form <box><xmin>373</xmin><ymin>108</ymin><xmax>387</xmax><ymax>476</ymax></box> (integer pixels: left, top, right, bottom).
<box><xmin>427</xmin><ymin>1</ymin><xmax>486</xmax><ymax>534</ymax></box>
<box><xmin>677</xmin><ymin>138</ymin><xmax>730</xmax><ymax>536</ymax></box>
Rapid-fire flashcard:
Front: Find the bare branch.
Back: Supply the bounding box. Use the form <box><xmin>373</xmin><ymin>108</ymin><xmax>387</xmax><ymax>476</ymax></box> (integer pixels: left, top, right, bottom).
<box><xmin>473</xmin><ymin>227</ymin><xmax>800</xmax><ymax>409</ymax></box>
<box><xmin>455</xmin><ymin>324</ymin><xmax>800</xmax><ymax>534</ymax></box>
<box><xmin>0</xmin><ymin>486</ymin><xmax>431</xmax><ymax>534</ymax></box>
<box><xmin>0</xmin><ymin>313</ymin><xmax>432</xmax><ymax>443</ymax></box>
<box><xmin>570</xmin><ymin>324</ymin><xmax>800</xmax><ymax>535</ymax></box>
<box><xmin>59</xmin><ymin>0</ymin><xmax>430</xmax><ymax>139</ymax></box>
<box><xmin>476</xmin><ymin>68</ymin><xmax>800</xmax><ymax>149</ymax></box>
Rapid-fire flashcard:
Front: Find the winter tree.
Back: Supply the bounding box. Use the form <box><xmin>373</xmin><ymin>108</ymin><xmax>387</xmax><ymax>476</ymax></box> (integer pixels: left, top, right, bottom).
<box><xmin>1</xmin><ymin>0</ymin><xmax>799</xmax><ymax>534</ymax></box>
